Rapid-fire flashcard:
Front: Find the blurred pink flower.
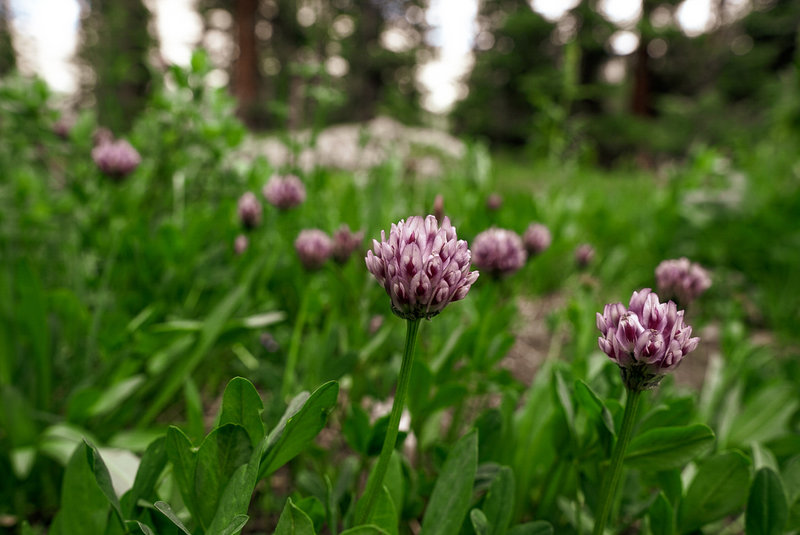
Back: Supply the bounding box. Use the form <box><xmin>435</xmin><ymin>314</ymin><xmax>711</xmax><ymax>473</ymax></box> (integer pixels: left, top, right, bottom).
<box><xmin>472</xmin><ymin>227</ymin><xmax>527</xmax><ymax>277</ymax></box>
<box><xmin>295</xmin><ymin>229</ymin><xmax>333</xmax><ymax>270</ymax></box>
<box><xmin>263</xmin><ymin>174</ymin><xmax>306</xmax><ymax>210</ymax></box>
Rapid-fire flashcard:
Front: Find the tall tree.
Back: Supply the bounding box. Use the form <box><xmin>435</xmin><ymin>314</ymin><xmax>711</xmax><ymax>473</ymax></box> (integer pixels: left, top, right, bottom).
<box><xmin>78</xmin><ymin>0</ymin><xmax>157</xmax><ymax>133</ymax></box>
<box><xmin>0</xmin><ymin>0</ymin><xmax>16</xmax><ymax>76</ymax></box>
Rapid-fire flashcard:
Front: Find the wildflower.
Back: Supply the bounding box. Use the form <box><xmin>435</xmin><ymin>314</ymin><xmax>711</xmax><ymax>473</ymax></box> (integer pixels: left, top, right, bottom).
<box><xmin>365</xmin><ymin>215</ymin><xmax>479</xmax><ymax>320</ymax></box>
<box><xmin>655</xmin><ymin>257</ymin><xmax>711</xmax><ymax>306</ymax></box>
<box><xmin>332</xmin><ymin>224</ymin><xmax>364</xmax><ymax>264</ymax></box>
<box><xmin>237</xmin><ymin>192</ymin><xmax>262</xmax><ymax>230</ymax></box>
<box><xmin>486</xmin><ymin>193</ymin><xmax>503</xmax><ymax>211</ymax></box>
<box><xmin>597</xmin><ymin>288</ymin><xmax>700</xmax><ymax>390</ymax></box>
<box><xmin>523</xmin><ymin>223</ymin><xmax>552</xmax><ymax>257</ymax></box>
<box><xmin>234</xmin><ymin>234</ymin><xmax>248</xmax><ymax>255</ymax></box>
<box><xmin>263</xmin><ymin>174</ymin><xmax>306</xmax><ymax>210</ymax></box>
<box><xmin>53</xmin><ymin>117</ymin><xmax>72</xmax><ymax>139</ymax></box>
<box><xmin>93</xmin><ymin>127</ymin><xmax>114</xmax><ymax>147</ymax></box>
<box><xmin>575</xmin><ymin>243</ymin><xmax>595</xmax><ymax>268</ymax></box>
<box><xmin>432</xmin><ymin>194</ymin><xmax>444</xmax><ymax>222</ymax></box>
<box><xmin>295</xmin><ymin>229</ymin><xmax>333</xmax><ymax>270</ymax></box>
<box><xmin>92</xmin><ymin>139</ymin><xmax>141</xmax><ymax>179</ymax></box>
<box><xmin>472</xmin><ymin>227</ymin><xmax>527</xmax><ymax>277</ymax></box>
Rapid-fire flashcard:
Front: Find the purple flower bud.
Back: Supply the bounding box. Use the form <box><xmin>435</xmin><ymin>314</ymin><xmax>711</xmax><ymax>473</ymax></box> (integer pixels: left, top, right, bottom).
<box><xmin>93</xmin><ymin>127</ymin><xmax>114</xmax><ymax>147</ymax></box>
<box><xmin>523</xmin><ymin>223</ymin><xmax>552</xmax><ymax>256</ymax></box>
<box><xmin>486</xmin><ymin>193</ymin><xmax>503</xmax><ymax>211</ymax></box>
<box><xmin>332</xmin><ymin>224</ymin><xmax>364</xmax><ymax>264</ymax></box>
<box><xmin>237</xmin><ymin>192</ymin><xmax>262</xmax><ymax>229</ymax></box>
<box><xmin>54</xmin><ymin>117</ymin><xmax>72</xmax><ymax>139</ymax></box>
<box><xmin>365</xmin><ymin>215</ymin><xmax>479</xmax><ymax>320</ymax></box>
<box><xmin>92</xmin><ymin>139</ymin><xmax>141</xmax><ymax>179</ymax></box>
<box><xmin>295</xmin><ymin>229</ymin><xmax>333</xmax><ymax>270</ymax></box>
<box><xmin>433</xmin><ymin>195</ymin><xmax>444</xmax><ymax>222</ymax></box>
<box><xmin>472</xmin><ymin>227</ymin><xmax>527</xmax><ymax>277</ymax></box>
<box><xmin>575</xmin><ymin>243</ymin><xmax>595</xmax><ymax>269</ymax></box>
<box><xmin>234</xmin><ymin>234</ymin><xmax>249</xmax><ymax>255</ymax></box>
<box><xmin>655</xmin><ymin>257</ymin><xmax>711</xmax><ymax>306</ymax></box>
<box><xmin>597</xmin><ymin>288</ymin><xmax>700</xmax><ymax>390</ymax></box>
<box><xmin>263</xmin><ymin>174</ymin><xmax>306</xmax><ymax>210</ymax></box>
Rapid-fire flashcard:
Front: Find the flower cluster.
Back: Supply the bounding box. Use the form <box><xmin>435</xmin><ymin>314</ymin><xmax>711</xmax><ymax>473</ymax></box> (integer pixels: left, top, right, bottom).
<box><xmin>237</xmin><ymin>192</ymin><xmax>262</xmax><ymax>229</ymax></box>
<box><xmin>332</xmin><ymin>224</ymin><xmax>364</xmax><ymax>264</ymax></box>
<box><xmin>92</xmin><ymin>139</ymin><xmax>141</xmax><ymax>179</ymax></box>
<box><xmin>523</xmin><ymin>223</ymin><xmax>551</xmax><ymax>256</ymax></box>
<box><xmin>365</xmin><ymin>215</ymin><xmax>479</xmax><ymax>320</ymax></box>
<box><xmin>655</xmin><ymin>257</ymin><xmax>711</xmax><ymax>305</ymax></box>
<box><xmin>263</xmin><ymin>174</ymin><xmax>306</xmax><ymax>210</ymax></box>
<box><xmin>597</xmin><ymin>289</ymin><xmax>700</xmax><ymax>390</ymax></box>
<box><xmin>295</xmin><ymin>229</ymin><xmax>333</xmax><ymax>270</ymax></box>
<box><xmin>472</xmin><ymin>228</ymin><xmax>527</xmax><ymax>277</ymax></box>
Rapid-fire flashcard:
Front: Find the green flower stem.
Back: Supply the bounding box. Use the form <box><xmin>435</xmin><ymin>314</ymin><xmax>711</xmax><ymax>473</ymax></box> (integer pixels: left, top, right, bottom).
<box><xmin>282</xmin><ymin>284</ymin><xmax>312</xmax><ymax>399</ymax></box>
<box><xmin>592</xmin><ymin>387</ymin><xmax>642</xmax><ymax>535</ymax></box>
<box><xmin>357</xmin><ymin>318</ymin><xmax>421</xmax><ymax>524</ymax></box>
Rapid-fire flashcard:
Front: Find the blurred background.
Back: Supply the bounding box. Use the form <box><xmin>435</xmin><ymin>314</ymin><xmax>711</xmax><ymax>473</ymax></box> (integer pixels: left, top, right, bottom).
<box><xmin>3</xmin><ymin>0</ymin><xmax>799</xmax><ymax>165</ymax></box>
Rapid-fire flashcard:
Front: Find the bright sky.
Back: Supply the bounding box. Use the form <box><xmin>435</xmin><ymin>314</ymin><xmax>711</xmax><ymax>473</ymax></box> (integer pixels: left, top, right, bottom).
<box><xmin>8</xmin><ymin>0</ymin><xmax>718</xmax><ymax>112</ymax></box>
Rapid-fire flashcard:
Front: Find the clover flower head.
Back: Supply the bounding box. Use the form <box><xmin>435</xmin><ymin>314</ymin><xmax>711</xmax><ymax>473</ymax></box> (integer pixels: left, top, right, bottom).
<box><xmin>237</xmin><ymin>192</ymin><xmax>263</xmax><ymax>229</ymax></box>
<box><xmin>523</xmin><ymin>223</ymin><xmax>552</xmax><ymax>256</ymax></box>
<box><xmin>295</xmin><ymin>229</ymin><xmax>333</xmax><ymax>270</ymax></box>
<box><xmin>575</xmin><ymin>243</ymin><xmax>595</xmax><ymax>268</ymax></box>
<box><xmin>332</xmin><ymin>224</ymin><xmax>365</xmax><ymax>263</ymax></box>
<box><xmin>597</xmin><ymin>288</ymin><xmax>700</xmax><ymax>390</ymax></box>
<box><xmin>472</xmin><ymin>227</ymin><xmax>527</xmax><ymax>277</ymax></box>
<box><xmin>655</xmin><ymin>257</ymin><xmax>711</xmax><ymax>306</ymax></box>
<box><xmin>263</xmin><ymin>174</ymin><xmax>306</xmax><ymax>209</ymax></box>
<box><xmin>234</xmin><ymin>234</ymin><xmax>249</xmax><ymax>255</ymax></box>
<box><xmin>486</xmin><ymin>193</ymin><xmax>503</xmax><ymax>211</ymax></box>
<box><xmin>365</xmin><ymin>215</ymin><xmax>479</xmax><ymax>320</ymax></box>
<box><xmin>92</xmin><ymin>139</ymin><xmax>141</xmax><ymax>179</ymax></box>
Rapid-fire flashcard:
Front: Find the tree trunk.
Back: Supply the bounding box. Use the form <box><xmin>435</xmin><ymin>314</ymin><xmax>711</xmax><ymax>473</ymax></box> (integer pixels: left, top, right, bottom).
<box><xmin>233</xmin><ymin>0</ymin><xmax>259</xmax><ymax>122</ymax></box>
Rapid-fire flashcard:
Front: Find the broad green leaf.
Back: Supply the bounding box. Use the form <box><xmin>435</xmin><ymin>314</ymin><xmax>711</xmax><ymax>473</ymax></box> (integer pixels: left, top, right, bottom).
<box><xmin>274</xmin><ymin>498</ymin><xmax>316</xmax><ymax>535</ymax></box>
<box><xmin>339</xmin><ymin>527</ymin><xmax>390</xmax><ymax>535</ymax></box>
<box><xmin>121</xmin><ymin>438</ymin><xmax>166</xmax><ymax>516</ymax></box>
<box><xmin>154</xmin><ymin>501</ymin><xmax>193</xmax><ymax>535</ymax></box>
<box><xmin>678</xmin><ymin>450</ymin><xmax>751</xmax><ymax>532</ymax></box>
<box><xmin>206</xmin><ymin>436</ymin><xmax>266</xmax><ymax>535</ymax></box>
<box><xmin>625</xmin><ymin>424</ymin><xmax>715</xmax><ymax>471</ymax></box>
<box><xmin>83</xmin><ymin>440</ymin><xmax>124</xmax><ymax>521</ymax></box>
<box><xmin>260</xmin><ymin>381</ymin><xmax>339</xmax><ymax>478</ymax></box>
<box><xmin>166</xmin><ymin>426</ymin><xmax>198</xmax><ymax>519</ymax></box>
<box><xmin>746</xmin><ymin>468</ymin><xmax>788</xmax><ymax>535</ymax></box>
<box><xmin>49</xmin><ymin>442</ymin><xmax>111</xmax><ymax>535</ymax></box>
<box><xmin>574</xmin><ymin>380</ymin><xmax>615</xmax><ymax>436</ymax></box>
<box><xmin>365</xmin><ymin>486</ymin><xmax>398</xmax><ymax>535</ymax></box>
<box><xmin>483</xmin><ymin>465</ymin><xmax>514</xmax><ymax>535</ymax></box>
<box><xmin>470</xmin><ymin>509</ymin><xmax>490</xmax><ymax>535</ymax></box>
<box><xmin>726</xmin><ymin>385</ymin><xmax>798</xmax><ymax>448</ymax></box>
<box><xmin>506</xmin><ymin>521</ymin><xmax>554</xmax><ymax>535</ymax></box>
<box><xmin>649</xmin><ymin>492</ymin><xmax>675</xmax><ymax>535</ymax></box>
<box><xmin>194</xmin><ymin>424</ymin><xmax>253</xmax><ymax>529</ymax></box>
<box><xmin>342</xmin><ymin>405</ymin><xmax>371</xmax><ymax>455</ymax></box>
<box><xmin>134</xmin><ymin>520</ymin><xmax>156</xmax><ymax>535</ymax></box>
<box><xmin>421</xmin><ymin>429</ymin><xmax>478</xmax><ymax>535</ymax></box>
<box><xmin>216</xmin><ymin>514</ymin><xmax>249</xmax><ymax>535</ymax></box>
<box><xmin>219</xmin><ymin>377</ymin><xmax>265</xmax><ymax>448</ymax></box>
<box><xmin>750</xmin><ymin>442</ymin><xmax>779</xmax><ymax>473</ymax></box>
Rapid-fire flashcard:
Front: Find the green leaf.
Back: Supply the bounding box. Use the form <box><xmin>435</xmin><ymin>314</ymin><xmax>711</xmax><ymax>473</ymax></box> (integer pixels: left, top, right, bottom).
<box><xmin>260</xmin><ymin>381</ymin><xmax>339</xmax><ymax>478</ymax></box>
<box><xmin>206</xmin><ymin>436</ymin><xmax>265</xmax><ymax>535</ymax></box>
<box><xmin>83</xmin><ymin>440</ymin><xmax>124</xmax><ymax>521</ymax></box>
<box><xmin>649</xmin><ymin>492</ymin><xmax>675</xmax><ymax>535</ymax></box>
<box><xmin>421</xmin><ymin>429</ymin><xmax>478</xmax><ymax>535</ymax></box>
<box><xmin>726</xmin><ymin>385</ymin><xmax>799</xmax><ymax>448</ymax></box>
<box><xmin>154</xmin><ymin>501</ymin><xmax>193</xmax><ymax>535</ymax></box>
<box><xmin>574</xmin><ymin>380</ymin><xmax>615</xmax><ymax>436</ymax></box>
<box><xmin>483</xmin><ymin>465</ymin><xmax>514</xmax><ymax>535</ymax></box>
<box><xmin>553</xmin><ymin>371</ymin><xmax>575</xmax><ymax>435</ymax></box>
<box><xmin>166</xmin><ymin>426</ymin><xmax>198</xmax><ymax>519</ymax></box>
<box><xmin>121</xmin><ymin>436</ymin><xmax>167</xmax><ymax>517</ymax></box>
<box><xmin>219</xmin><ymin>377</ymin><xmax>265</xmax><ymax>448</ymax></box>
<box><xmin>746</xmin><ymin>468</ymin><xmax>788</xmax><ymax>535</ymax></box>
<box><xmin>274</xmin><ymin>498</ymin><xmax>316</xmax><ymax>535</ymax></box>
<box><xmin>678</xmin><ymin>450</ymin><xmax>751</xmax><ymax>533</ymax></box>
<box><xmin>365</xmin><ymin>486</ymin><xmax>398</xmax><ymax>535</ymax></box>
<box><xmin>339</xmin><ymin>527</ymin><xmax>390</xmax><ymax>535</ymax></box>
<box><xmin>506</xmin><ymin>521</ymin><xmax>554</xmax><ymax>535</ymax></box>
<box><xmin>134</xmin><ymin>520</ymin><xmax>156</xmax><ymax>535</ymax></box>
<box><xmin>342</xmin><ymin>405</ymin><xmax>371</xmax><ymax>455</ymax></box>
<box><xmin>470</xmin><ymin>509</ymin><xmax>490</xmax><ymax>535</ymax></box>
<box><xmin>89</xmin><ymin>375</ymin><xmax>145</xmax><ymax>417</ymax></box>
<box><xmin>49</xmin><ymin>442</ymin><xmax>111</xmax><ymax>535</ymax></box>
<box><xmin>625</xmin><ymin>424</ymin><xmax>715</xmax><ymax>471</ymax></box>
<box><xmin>216</xmin><ymin>514</ymin><xmax>249</xmax><ymax>535</ymax></box>
<box><xmin>194</xmin><ymin>424</ymin><xmax>253</xmax><ymax>529</ymax></box>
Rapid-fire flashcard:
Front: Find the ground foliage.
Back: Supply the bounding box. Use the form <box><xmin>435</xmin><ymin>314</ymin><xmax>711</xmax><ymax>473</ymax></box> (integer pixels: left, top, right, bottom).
<box><xmin>1</xmin><ymin>57</ymin><xmax>799</xmax><ymax>534</ymax></box>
